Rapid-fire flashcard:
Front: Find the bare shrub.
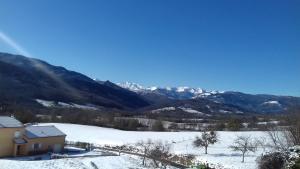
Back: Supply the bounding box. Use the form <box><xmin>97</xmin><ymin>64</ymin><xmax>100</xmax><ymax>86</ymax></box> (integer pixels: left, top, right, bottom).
<box><xmin>136</xmin><ymin>140</ymin><xmax>172</xmax><ymax>168</ymax></box>
<box><xmin>148</xmin><ymin>141</ymin><xmax>172</xmax><ymax>168</ymax></box>
<box><xmin>265</xmin><ymin>108</ymin><xmax>300</xmax><ymax>152</ymax></box>
<box><xmin>266</xmin><ymin>125</ymin><xmax>293</xmax><ymax>152</ymax></box>
<box><xmin>285</xmin><ymin>108</ymin><xmax>300</xmax><ymax>145</ymax></box>
<box><xmin>136</xmin><ymin>139</ymin><xmax>154</xmax><ymax>166</ymax></box>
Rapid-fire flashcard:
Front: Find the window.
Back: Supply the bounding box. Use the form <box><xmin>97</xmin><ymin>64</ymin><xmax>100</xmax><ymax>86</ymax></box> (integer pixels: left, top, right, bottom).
<box><xmin>48</xmin><ymin>145</ymin><xmax>53</xmax><ymax>152</ymax></box>
<box><xmin>14</xmin><ymin>131</ymin><xmax>20</xmax><ymax>138</ymax></box>
<box><xmin>32</xmin><ymin>143</ymin><xmax>42</xmax><ymax>151</ymax></box>
<box><xmin>54</xmin><ymin>144</ymin><xmax>62</xmax><ymax>153</ymax></box>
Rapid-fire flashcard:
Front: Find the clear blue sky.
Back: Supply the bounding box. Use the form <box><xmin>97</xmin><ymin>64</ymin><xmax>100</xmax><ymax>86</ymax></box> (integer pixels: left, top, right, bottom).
<box><xmin>0</xmin><ymin>0</ymin><xmax>299</xmax><ymax>96</ymax></box>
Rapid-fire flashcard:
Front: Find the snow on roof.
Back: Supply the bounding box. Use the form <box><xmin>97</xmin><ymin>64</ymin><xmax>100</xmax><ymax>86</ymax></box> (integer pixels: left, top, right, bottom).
<box><xmin>25</xmin><ymin>126</ymin><xmax>66</xmax><ymax>139</ymax></box>
<box><xmin>14</xmin><ymin>138</ymin><xmax>27</xmax><ymax>144</ymax></box>
<box><xmin>0</xmin><ymin>116</ymin><xmax>23</xmax><ymax>128</ymax></box>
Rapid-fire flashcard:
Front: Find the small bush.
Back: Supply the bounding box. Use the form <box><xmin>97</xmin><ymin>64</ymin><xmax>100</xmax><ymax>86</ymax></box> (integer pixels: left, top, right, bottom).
<box><xmin>151</xmin><ymin>120</ymin><xmax>165</xmax><ymax>131</ymax></box>
<box><xmin>290</xmin><ymin>158</ymin><xmax>300</xmax><ymax>169</ymax></box>
<box><xmin>258</xmin><ymin>152</ymin><xmax>286</xmax><ymax>169</ymax></box>
<box><xmin>190</xmin><ymin>163</ymin><xmax>212</xmax><ymax>169</ymax></box>
<box><xmin>288</xmin><ymin>146</ymin><xmax>300</xmax><ymax>169</ymax></box>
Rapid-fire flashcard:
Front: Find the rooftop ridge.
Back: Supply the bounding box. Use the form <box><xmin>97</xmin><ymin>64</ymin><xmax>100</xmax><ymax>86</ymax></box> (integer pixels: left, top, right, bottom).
<box><xmin>0</xmin><ymin>116</ymin><xmax>23</xmax><ymax>128</ymax></box>
<box><xmin>24</xmin><ymin>125</ymin><xmax>66</xmax><ymax>139</ymax></box>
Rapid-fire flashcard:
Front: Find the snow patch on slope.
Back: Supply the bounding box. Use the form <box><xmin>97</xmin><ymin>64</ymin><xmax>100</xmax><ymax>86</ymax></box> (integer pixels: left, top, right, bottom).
<box><xmin>178</xmin><ymin>107</ymin><xmax>211</xmax><ymax>116</ymax></box>
<box><xmin>151</xmin><ymin>107</ymin><xmax>176</xmax><ymax>113</ymax></box>
<box><xmin>36</xmin><ymin>99</ymin><xmax>55</xmax><ymax>107</ymax></box>
<box><xmin>219</xmin><ymin>110</ymin><xmax>232</xmax><ymax>114</ymax></box>
<box><xmin>263</xmin><ymin>100</ymin><xmax>281</xmax><ymax>106</ymax></box>
<box><xmin>36</xmin><ymin>99</ymin><xmax>98</xmax><ymax>110</ymax></box>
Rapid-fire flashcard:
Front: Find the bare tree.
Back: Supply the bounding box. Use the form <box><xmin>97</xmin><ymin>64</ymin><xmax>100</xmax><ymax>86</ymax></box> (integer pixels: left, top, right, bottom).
<box><xmin>264</xmin><ymin>107</ymin><xmax>300</xmax><ymax>152</ymax></box>
<box><xmin>148</xmin><ymin>141</ymin><xmax>172</xmax><ymax>169</ymax></box>
<box><xmin>136</xmin><ymin>140</ymin><xmax>172</xmax><ymax>168</ymax></box>
<box><xmin>193</xmin><ymin>130</ymin><xmax>218</xmax><ymax>154</ymax></box>
<box><xmin>255</xmin><ymin>136</ymin><xmax>268</xmax><ymax>155</ymax></box>
<box><xmin>259</xmin><ymin>108</ymin><xmax>300</xmax><ymax>169</ymax></box>
<box><xmin>285</xmin><ymin>108</ymin><xmax>300</xmax><ymax>145</ymax></box>
<box><xmin>266</xmin><ymin>126</ymin><xmax>292</xmax><ymax>152</ymax></box>
<box><xmin>136</xmin><ymin>139</ymin><xmax>154</xmax><ymax>166</ymax></box>
<box><xmin>229</xmin><ymin>135</ymin><xmax>258</xmax><ymax>163</ymax></box>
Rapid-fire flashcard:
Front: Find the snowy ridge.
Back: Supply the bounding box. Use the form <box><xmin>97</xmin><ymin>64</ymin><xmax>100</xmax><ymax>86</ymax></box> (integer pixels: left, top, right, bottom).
<box><xmin>117</xmin><ymin>82</ymin><xmax>223</xmax><ymax>99</ymax></box>
<box><xmin>117</xmin><ymin>82</ymin><xmax>144</xmax><ymax>92</ymax></box>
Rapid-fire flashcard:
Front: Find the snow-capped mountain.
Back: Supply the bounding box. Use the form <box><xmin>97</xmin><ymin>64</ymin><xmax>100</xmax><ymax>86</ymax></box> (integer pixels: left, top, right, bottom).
<box><xmin>117</xmin><ymin>82</ymin><xmax>222</xmax><ymax>100</ymax></box>
<box><xmin>117</xmin><ymin>82</ymin><xmax>300</xmax><ymax>114</ymax></box>
<box><xmin>117</xmin><ymin>82</ymin><xmax>145</xmax><ymax>92</ymax></box>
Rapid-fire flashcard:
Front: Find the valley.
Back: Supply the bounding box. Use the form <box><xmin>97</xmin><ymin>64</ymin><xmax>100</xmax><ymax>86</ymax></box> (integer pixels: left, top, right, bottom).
<box><xmin>0</xmin><ymin>123</ymin><xmax>272</xmax><ymax>169</ymax></box>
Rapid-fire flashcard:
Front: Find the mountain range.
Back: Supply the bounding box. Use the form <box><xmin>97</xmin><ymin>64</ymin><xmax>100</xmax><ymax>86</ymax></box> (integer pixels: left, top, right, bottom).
<box><xmin>117</xmin><ymin>82</ymin><xmax>223</xmax><ymax>99</ymax></box>
<box><xmin>0</xmin><ymin>52</ymin><xmax>299</xmax><ymax>118</ymax></box>
<box><xmin>0</xmin><ymin>52</ymin><xmax>149</xmax><ymax>111</ymax></box>
<box><xmin>117</xmin><ymin>82</ymin><xmax>300</xmax><ymax>115</ymax></box>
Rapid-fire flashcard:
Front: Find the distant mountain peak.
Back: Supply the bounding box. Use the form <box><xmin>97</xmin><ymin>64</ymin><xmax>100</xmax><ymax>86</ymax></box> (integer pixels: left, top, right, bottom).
<box><xmin>117</xmin><ymin>81</ymin><xmax>145</xmax><ymax>92</ymax></box>
<box><xmin>117</xmin><ymin>82</ymin><xmax>222</xmax><ymax>100</ymax></box>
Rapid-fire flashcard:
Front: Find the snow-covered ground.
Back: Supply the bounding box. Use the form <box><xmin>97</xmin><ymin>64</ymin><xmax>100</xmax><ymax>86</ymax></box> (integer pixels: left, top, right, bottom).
<box><xmin>44</xmin><ymin>123</ymin><xmax>269</xmax><ymax>169</ymax></box>
<box><xmin>0</xmin><ymin>123</ymin><xmax>271</xmax><ymax>169</ymax></box>
<box><xmin>0</xmin><ymin>154</ymin><xmax>147</xmax><ymax>169</ymax></box>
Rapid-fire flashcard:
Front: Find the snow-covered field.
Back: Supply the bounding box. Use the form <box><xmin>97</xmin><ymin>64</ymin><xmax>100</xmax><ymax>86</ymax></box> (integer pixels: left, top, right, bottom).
<box><xmin>0</xmin><ymin>123</ymin><xmax>271</xmax><ymax>169</ymax></box>
<box><xmin>0</xmin><ymin>154</ymin><xmax>146</xmax><ymax>169</ymax></box>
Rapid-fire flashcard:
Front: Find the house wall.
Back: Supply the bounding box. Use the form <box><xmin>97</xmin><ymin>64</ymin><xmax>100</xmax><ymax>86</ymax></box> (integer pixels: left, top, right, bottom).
<box><xmin>0</xmin><ymin>127</ymin><xmax>24</xmax><ymax>157</ymax></box>
<box><xmin>13</xmin><ymin>144</ymin><xmax>27</xmax><ymax>156</ymax></box>
<box><xmin>24</xmin><ymin>136</ymin><xmax>65</xmax><ymax>155</ymax></box>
